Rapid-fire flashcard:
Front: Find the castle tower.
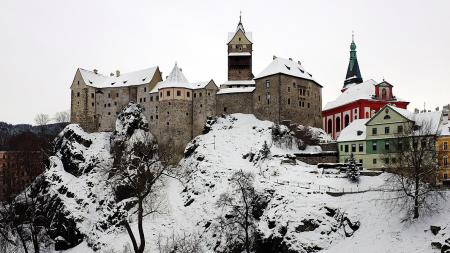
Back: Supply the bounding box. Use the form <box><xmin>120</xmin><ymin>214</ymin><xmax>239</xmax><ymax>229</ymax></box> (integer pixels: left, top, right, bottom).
<box><xmin>342</xmin><ymin>33</ymin><xmax>363</xmax><ymax>91</ymax></box>
<box><xmin>227</xmin><ymin>14</ymin><xmax>253</xmax><ymax>81</ymax></box>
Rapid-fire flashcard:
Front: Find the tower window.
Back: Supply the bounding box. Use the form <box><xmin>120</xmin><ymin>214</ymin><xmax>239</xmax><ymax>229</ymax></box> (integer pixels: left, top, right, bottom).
<box><xmin>194</xmin><ymin>93</ymin><xmax>196</xmax><ymax>98</ymax></box>
<box><xmin>287</xmin><ymin>98</ymin><xmax>290</xmax><ymax>105</ymax></box>
<box><xmin>150</xmin><ymin>96</ymin><xmax>153</xmax><ymax>102</ymax></box>
<box><xmin>288</xmin><ymin>87</ymin><xmax>291</xmax><ymax>92</ymax></box>
<box><xmin>108</xmin><ymin>93</ymin><xmax>111</xmax><ymax>98</ymax></box>
<box><xmin>116</xmin><ymin>93</ymin><xmax>119</xmax><ymax>98</ymax></box>
<box><xmin>265</xmin><ymin>80</ymin><xmax>270</xmax><ymax>88</ymax></box>
<box><xmin>160</xmin><ymin>92</ymin><xmax>163</xmax><ymax>97</ymax></box>
<box><xmin>144</xmin><ymin>87</ymin><xmax>147</xmax><ymax>92</ymax></box>
<box><xmin>91</xmin><ymin>93</ymin><xmax>94</xmax><ymax>98</ymax></box>
<box><xmin>258</xmin><ymin>96</ymin><xmax>261</xmax><ymax>102</ymax></box>
<box><xmin>177</xmin><ymin>90</ymin><xmax>181</xmax><ymax>96</ymax></box>
<box><xmin>77</xmin><ymin>92</ymin><xmax>80</xmax><ymax>97</ymax></box>
<box><xmin>187</xmin><ymin>92</ymin><xmax>190</xmax><ymax>97</ymax></box>
<box><xmin>166</xmin><ymin>91</ymin><xmax>171</xmax><ymax>96</ymax></box>
<box><xmin>224</xmin><ymin>107</ymin><xmax>227</xmax><ymax>112</ymax></box>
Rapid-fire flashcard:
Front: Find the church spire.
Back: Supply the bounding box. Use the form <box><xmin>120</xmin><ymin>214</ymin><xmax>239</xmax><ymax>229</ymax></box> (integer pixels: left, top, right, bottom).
<box><xmin>236</xmin><ymin>11</ymin><xmax>245</xmax><ymax>33</ymax></box>
<box><xmin>343</xmin><ymin>32</ymin><xmax>363</xmax><ymax>90</ymax></box>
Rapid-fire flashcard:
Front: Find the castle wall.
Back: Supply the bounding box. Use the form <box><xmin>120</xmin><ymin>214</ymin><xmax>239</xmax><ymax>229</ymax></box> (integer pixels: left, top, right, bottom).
<box><xmin>158</xmin><ymin>97</ymin><xmax>193</xmax><ymax>160</ymax></box>
<box><xmin>193</xmin><ymin>83</ymin><xmax>218</xmax><ymax>136</ymax></box>
<box><xmin>216</xmin><ymin>92</ymin><xmax>254</xmax><ymax>115</ymax></box>
<box><xmin>70</xmin><ymin>72</ymin><xmax>97</xmax><ymax>132</ymax></box>
<box><xmin>278</xmin><ymin>75</ymin><xmax>323</xmax><ymax>128</ymax></box>
<box><xmin>253</xmin><ymin>74</ymin><xmax>281</xmax><ymax>123</ymax></box>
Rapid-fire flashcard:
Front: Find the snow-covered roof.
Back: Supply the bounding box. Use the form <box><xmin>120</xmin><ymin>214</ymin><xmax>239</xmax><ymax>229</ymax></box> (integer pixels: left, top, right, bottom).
<box><xmin>150</xmin><ymin>63</ymin><xmax>190</xmax><ymax>93</ymax></box>
<box><xmin>216</xmin><ymin>87</ymin><xmax>255</xmax><ymax>95</ymax></box>
<box><xmin>324</xmin><ymin>79</ymin><xmax>377</xmax><ymax>111</ymax></box>
<box><xmin>337</xmin><ymin>119</ymin><xmax>369</xmax><ymax>142</ymax></box>
<box><xmin>221</xmin><ymin>80</ymin><xmax>255</xmax><ymax>86</ymax></box>
<box><xmin>254</xmin><ymin>57</ymin><xmax>318</xmax><ymax>84</ymax></box>
<box><xmin>228</xmin><ymin>52</ymin><xmax>251</xmax><ymax>56</ymax></box>
<box><xmin>227</xmin><ymin>31</ymin><xmax>253</xmax><ymax>43</ymax></box>
<box><xmin>389</xmin><ymin>105</ymin><xmax>443</xmax><ymax>134</ymax></box>
<box><xmin>78</xmin><ymin>67</ymin><xmax>158</xmax><ymax>88</ymax></box>
<box><xmin>439</xmin><ymin>120</ymin><xmax>450</xmax><ymax>137</ymax></box>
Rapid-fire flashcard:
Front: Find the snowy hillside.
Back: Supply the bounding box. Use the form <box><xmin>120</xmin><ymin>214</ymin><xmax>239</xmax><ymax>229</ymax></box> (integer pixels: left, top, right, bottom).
<box><xmin>46</xmin><ymin>112</ymin><xmax>450</xmax><ymax>252</ymax></box>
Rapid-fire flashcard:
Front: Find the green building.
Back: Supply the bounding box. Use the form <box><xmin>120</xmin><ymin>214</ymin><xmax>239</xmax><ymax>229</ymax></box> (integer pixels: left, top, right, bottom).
<box><xmin>338</xmin><ymin>104</ymin><xmax>443</xmax><ymax>170</ymax></box>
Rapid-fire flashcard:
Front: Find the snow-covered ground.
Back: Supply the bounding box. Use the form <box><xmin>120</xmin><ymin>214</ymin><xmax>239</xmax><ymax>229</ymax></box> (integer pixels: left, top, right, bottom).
<box><xmin>60</xmin><ymin>113</ymin><xmax>449</xmax><ymax>253</ymax></box>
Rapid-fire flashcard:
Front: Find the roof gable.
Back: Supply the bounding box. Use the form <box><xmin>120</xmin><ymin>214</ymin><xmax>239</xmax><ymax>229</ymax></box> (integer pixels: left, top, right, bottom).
<box><xmin>228</xmin><ymin>29</ymin><xmax>252</xmax><ymax>45</ymax></box>
<box><xmin>366</xmin><ymin>104</ymin><xmax>412</xmax><ymax>126</ymax></box>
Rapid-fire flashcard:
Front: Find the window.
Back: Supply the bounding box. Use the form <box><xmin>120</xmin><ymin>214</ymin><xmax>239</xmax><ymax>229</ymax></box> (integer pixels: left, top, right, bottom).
<box><xmin>144</xmin><ymin>87</ymin><xmax>147</xmax><ymax>92</ymax></box>
<box><xmin>344</xmin><ymin>114</ymin><xmax>350</xmax><ymax>127</ymax></box>
<box><xmin>91</xmin><ymin>93</ymin><xmax>94</xmax><ymax>98</ymax></box>
<box><xmin>108</xmin><ymin>103</ymin><xmax>111</xmax><ymax>107</ymax></box>
<box><xmin>384</xmin><ymin>158</ymin><xmax>390</xmax><ymax>164</ymax></box>
<box><xmin>385</xmin><ymin>127</ymin><xmax>390</xmax><ymax>134</ymax></box>
<box><xmin>359</xmin><ymin>143</ymin><xmax>364</xmax><ymax>152</ymax></box>
<box><xmin>288</xmin><ymin>87</ymin><xmax>291</xmax><ymax>92</ymax></box>
<box><xmin>208</xmin><ymin>92</ymin><xmax>211</xmax><ymax>96</ymax></box>
<box><xmin>139</xmin><ymin>98</ymin><xmax>142</xmax><ymax>103</ymax></box>
<box><xmin>397</xmin><ymin>125</ymin><xmax>403</xmax><ymax>134</ymax></box>
<box><xmin>160</xmin><ymin>92</ymin><xmax>163</xmax><ymax>97</ymax></box>
<box><xmin>108</xmin><ymin>112</ymin><xmax>111</xmax><ymax>115</ymax></box>
<box><xmin>344</xmin><ymin>145</ymin><xmax>349</xmax><ymax>153</ymax></box>
<box><xmin>397</xmin><ymin>141</ymin><xmax>403</xmax><ymax>151</ymax></box>
<box><xmin>265</xmin><ymin>80</ymin><xmax>270</xmax><ymax>88</ymax></box>
<box><xmin>224</xmin><ymin>107</ymin><xmax>227</xmax><ymax>112</ymax></box>
<box><xmin>287</xmin><ymin>98</ymin><xmax>290</xmax><ymax>105</ymax></box>
<box><xmin>444</xmin><ymin>142</ymin><xmax>448</xmax><ymax>151</ymax></box>
<box><xmin>444</xmin><ymin>156</ymin><xmax>448</xmax><ymax>167</ymax></box>
<box><xmin>92</xmin><ymin>102</ymin><xmax>94</xmax><ymax>107</ymax></box>
<box><xmin>116</xmin><ymin>93</ymin><xmax>119</xmax><ymax>98</ymax></box>
<box><xmin>108</xmin><ymin>93</ymin><xmax>111</xmax><ymax>98</ymax></box>
<box><xmin>150</xmin><ymin>96</ymin><xmax>153</xmax><ymax>102</ymax></box>
<box><xmin>187</xmin><ymin>92</ymin><xmax>190</xmax><ymax>97</ymax></box>
<box><xmin>392</xmin><ymin>158</ymin><xmax>397</xmax><ymax>164</ymax></box>
<box><xmin>199</xmin><ymin>92</ymin><xmax>202</xmax><ymax>97</ymax></box>
<box><xmin>177</xmin><ymin>90</ymin><xmax>181</xmax><ymax>96</ymax></box>
<box><xmin>373</xmin><ymin>159</ymin><xmax>377</xmax><ymax>164</ymax></box>
<box><xmin>351</xmin><ymin>144</ymin><xmax>356</xmax><ymax>152</ymax></box>
<box><xmin>167</xmin><ymin>122</ymin><xmax>169</xmax><ymax>126</ymax></box>
<box><xmin>444</xmin><ymin>173</ymin><xmax>448</xmax><ymax>180</ymax></box>
<box><xmin>114</xmin><ymin>101</ymin><xmax>117</xmax><ymax>105</ymax></box>
<box><xmin>359</xmin><ymin>159</ymin><xmax>363</xmax><ymax>164</ymax></box>
<box><xmin>383</xmin><ymin>115</ymin><xmax>391</xmax><ymax>120</ymax></box>
<box><xmin>372</xmin><ymin>128</ymin><xmax>378</xmax><ymax>135</ymax></box>
<box><xmin>143</xmin><ymin>98</ymin><xmax>146</xmax><ymax>102</ymax></box>
<box><xmin>340</xmin><ymin>145</ymin><xmax>343</xmax><ymax>151</ymax></box>
<box><xmin>77</xmin><ymin>92</ymin><xmax>80</xmax><ymax>97</ymax></box>
<box><xmin>156</xmin><ymin>115</ymin><xmax>158</xmax><ymax>119</ymax></box>
<box><xmin>372</xmin><ymin>142</ymin><xmax>377</xmax><ymax>151</ymax></box>
<box><xmin>166</xmin><ymin>91</ymin><xmax>171</xmax><ymax>96</ymax></box>
<box><xmin>307</xmin><ymin>103</ymin><xmax>310</xmax><ymax>108</ymax></box>
<box><xmin>150</xmin><ymin>115</ymin><xmax>153</xmax><ymax>120</ymax></box>
<box><xmin>385</xmin><ymin>142</ymin><xmax>390</xmax><ymax>151</ymax></box>
<box><xmin>258</xmin><ymin>96</ymin><xmax>261</xmax><ymax>102</ymax></box>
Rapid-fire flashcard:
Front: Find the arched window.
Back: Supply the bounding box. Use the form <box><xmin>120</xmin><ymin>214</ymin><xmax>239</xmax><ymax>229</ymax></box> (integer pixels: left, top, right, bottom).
<box><xmin>336</xmin><ymin>117</ymin><xmax>341</xmax><ymax>132</ymax></box>
<box><xmin>382</xmin><ymin>88</ymin><xmax>387</xmax><ymax>100</ymax></box>
<box><xmin>327</xmin><ymin>119</ymin><xmax>332</xmax><ymax>134</ymax></box>
<box><xmin>365</xmin><ymin>112</ymin><xmax>369</xmax><ymax>118</ymax></box>
<box><xmin>344</xmin><ymin>114</ymin><xmax>350</xmax><ymax>127</ymax></box>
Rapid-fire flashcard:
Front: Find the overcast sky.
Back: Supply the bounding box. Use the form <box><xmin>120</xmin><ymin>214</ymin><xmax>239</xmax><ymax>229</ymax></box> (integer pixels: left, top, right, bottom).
<box><xmin>1</xmin><ymin>0</ymin><xmax>449</xmax><ymax>124</ymax></box>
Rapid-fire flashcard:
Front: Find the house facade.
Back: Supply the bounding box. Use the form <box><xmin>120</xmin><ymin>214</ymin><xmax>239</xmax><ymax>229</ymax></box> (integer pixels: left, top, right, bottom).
<box><xmin>437</xmin><ymin>109</ymin><xmax>450</xmax><ymax>185</ymax></box>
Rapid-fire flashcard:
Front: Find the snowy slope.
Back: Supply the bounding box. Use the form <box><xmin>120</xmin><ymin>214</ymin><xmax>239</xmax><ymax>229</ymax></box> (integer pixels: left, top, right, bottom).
<box><xmin>61</xmin><ymin>113</ymin><xmax>450</xmax><ymax>253</ymax></box>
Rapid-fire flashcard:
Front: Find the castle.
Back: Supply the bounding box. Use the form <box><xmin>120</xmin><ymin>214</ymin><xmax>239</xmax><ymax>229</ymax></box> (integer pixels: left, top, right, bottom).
<box><xmin>70</xmin><ymin>16</ymin><xmax>323</xmax><ymax>156</ymax></box>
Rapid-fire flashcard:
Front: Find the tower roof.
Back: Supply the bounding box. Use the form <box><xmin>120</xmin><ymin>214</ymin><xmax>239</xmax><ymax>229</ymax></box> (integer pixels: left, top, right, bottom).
<box><xmin>166</xmin><ymin>62</ymin><xmax>188</xmax><ymax>83</ymax></box>
<box><xmin>343</xmin><ymin>33</ymin><xmax>363</xmax><ymax>89</ymax></box>
<box><xmin>227</xmin><ymin>14</ymin><xmax>253</xmax><ymax>44</ymax></box>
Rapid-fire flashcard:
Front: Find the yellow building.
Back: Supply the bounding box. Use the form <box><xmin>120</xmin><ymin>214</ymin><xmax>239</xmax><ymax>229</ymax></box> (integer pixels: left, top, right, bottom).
<box><xmin>437</xmin><ymin>111</ymin><xmax>449</xmax><ymax>186</ymax></box>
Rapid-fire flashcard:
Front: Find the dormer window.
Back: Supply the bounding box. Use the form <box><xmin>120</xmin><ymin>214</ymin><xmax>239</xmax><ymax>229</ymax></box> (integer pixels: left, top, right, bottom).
<box><xmin>384</xmin><ymin>115</ymin><xmax>391</xmax><ymax>120</ymax></box>
<box><xmin>357</xmin><ymin>130</ymin><xmax>363</xmax><ymax>136</ymax></box>
<box><xmin>89</xmin><ymin>81</ymin><xmax>93</xmax><ymax>84</ymax></box>
<box><xmin>123</xmin><ymin>81</ymin><xmax>127</xmax><ymax>84</ymax></box>
<box><xmin>111</xmin><ymin>82</ymin><xmax>115</xmax><ymax>85</ymax></box>
<box><xmin>142</xmin><ymin>78</ymin><xmax>146</xmax><ymax>82</ymax></box>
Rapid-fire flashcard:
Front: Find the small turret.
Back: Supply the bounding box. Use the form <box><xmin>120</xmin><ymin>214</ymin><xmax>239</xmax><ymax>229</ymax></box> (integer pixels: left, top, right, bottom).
<box><xmin>342</xmin><ymin>32</ymin><xmax>363</xmax><ymax>91</ymax></box>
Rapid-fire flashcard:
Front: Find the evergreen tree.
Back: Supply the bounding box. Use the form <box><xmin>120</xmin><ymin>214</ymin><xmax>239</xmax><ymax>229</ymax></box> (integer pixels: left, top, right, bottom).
<box><xmin>346</xmin><ymin>153</ymin><xmax>360</xmax><ymax>181</ymax></box>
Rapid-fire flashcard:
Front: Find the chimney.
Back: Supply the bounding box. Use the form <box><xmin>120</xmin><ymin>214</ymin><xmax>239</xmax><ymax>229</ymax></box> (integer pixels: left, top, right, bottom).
<box><xmin>110</xmin><ymin>73</ymin><xmax>114</xmax><ymax>76</ymax></box>
<box><xmin>289</xmin><ymin>57</ymin><xmax>293</xmax><ymax>61</ymax></box>
<box><xmin>93</xmin><ymin>69</ymin><xmax>98</xmax><ymax>74</ymax></box>
<box><xmin>273</xmin><ymin>55</ymin><xmax>277</xmax><ymax>60</ymax></box>
<box><xmin>297</xmin><ymin>60</ymin><xmax>301</xmax><ymax>65</ymax></box>
<box><xmin>436</xmin><ymin>107</ymin><xmax>440</xmax><ymax>111</ymax></box>
<box><xmin>116</xmin><ymin>70</ymin><xmax>120</xmax><ymax>77</ymax></box>
<box><xmin>414</xmin><ymin>108</ymin><xmax>419</xmax><ymax>114</ymax></box>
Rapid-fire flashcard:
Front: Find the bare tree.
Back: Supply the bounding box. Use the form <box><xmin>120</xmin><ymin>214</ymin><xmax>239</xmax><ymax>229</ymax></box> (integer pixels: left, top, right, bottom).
<box><xmin>157</xmin><ymin>232</ymin><xmax>204</xmax><ymax>253</ymax></box>
<box><xmin>111</xmin><ymin>131</ymin><xmax>172</xmax><ymax>253</ymax></box>
<box><xmin>383</xmin><ymin>119</ymin><xmax>445</xmax><ymax>219</ymax></box>
<box><xmin>53</xmin><ymin>111</ymin><xmax>70</xmax><ymax>123</ymax></box>
<box><xmin>34</xmin><ymin>114</ymin><xmax>50</xmax><ymax>126</ymax></box>
<box><xmin>216</xmin><ymin>170</ymin><xmax>258</xmax><ymax>253</ymax></box>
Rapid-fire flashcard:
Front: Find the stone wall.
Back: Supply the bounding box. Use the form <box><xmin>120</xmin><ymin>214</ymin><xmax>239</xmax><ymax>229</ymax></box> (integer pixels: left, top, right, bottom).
<box><xmin>193</xmin><ymin>83</ymin><xmax>218</xmax><ymax>137</ymax></box>
<box><xmin>216</xmin><ymin>92</ymin><xmax>254</xmax><ymax>115</ymax></box>
<box><xmin>253</xmin><ymin>74</ymin><xmax>322</xmax><ymax>128</ymax></box>
<box><xmin>295</xmin><ymin>152</ymin><xmax>338</xmax><ymax>165</ymax></box>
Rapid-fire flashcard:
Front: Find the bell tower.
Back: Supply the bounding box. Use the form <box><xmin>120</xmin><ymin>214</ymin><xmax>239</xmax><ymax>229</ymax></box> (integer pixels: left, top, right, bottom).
<box><xmin>227</xmin><ymin>14</ymin><xmax>253</xmax><ymax>81</ymax></box>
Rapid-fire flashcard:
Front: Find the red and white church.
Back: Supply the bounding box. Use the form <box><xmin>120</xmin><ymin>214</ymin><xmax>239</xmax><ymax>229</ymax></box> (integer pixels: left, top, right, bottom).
<box><xmin>322</xmin><ymin>37</ymin><xmax>409</xmax><ymax>140</ymax></box>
